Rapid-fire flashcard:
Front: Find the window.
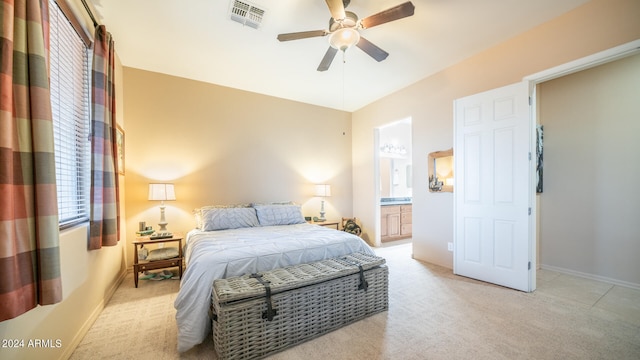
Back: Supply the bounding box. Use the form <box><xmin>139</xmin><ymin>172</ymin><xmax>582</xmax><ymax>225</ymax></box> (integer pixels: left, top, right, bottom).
<box><xmin>49</xmin><ymin>0</ymin><xmax>91</xmax><ymax>228</ymax></box>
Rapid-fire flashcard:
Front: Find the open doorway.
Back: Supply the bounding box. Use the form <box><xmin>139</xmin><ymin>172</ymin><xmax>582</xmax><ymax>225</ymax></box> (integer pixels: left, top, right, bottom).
<box><xmin>375</xmin><ymin>118</ymin><xmax>412</xmax><ymax>246</ymax></box>
<box><xmin>533</xmin><ymin>51</ymin><xmax>640</xmax><ymax>288</ymax></box>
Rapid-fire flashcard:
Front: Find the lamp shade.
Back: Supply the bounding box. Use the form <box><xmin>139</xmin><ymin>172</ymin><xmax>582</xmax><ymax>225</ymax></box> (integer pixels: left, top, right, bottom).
<box><xmin>314</xmin><ymin>184</ymin><xmax>331</xmax><ymax>197</ymax></box>
<box><xmin>148</xmin><ymin>183</ymin><xmax>176</xmax><ymax>201</ymax></box>
<box><xmin>329</xmin><ymin>28</ymin><xmax>360</xmax><ymax>51</ymax></box>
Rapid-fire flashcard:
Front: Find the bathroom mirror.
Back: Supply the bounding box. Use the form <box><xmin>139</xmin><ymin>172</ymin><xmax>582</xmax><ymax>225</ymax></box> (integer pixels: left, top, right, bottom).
<box><xmin>380</xmin><ymin>157</ymin><xmax>412</xmax><ymax>198</ymax></box>
<box><xmin>428</xmin><ymin>149</ymin><xmax>453</xmax><ymax>192</ymax></box>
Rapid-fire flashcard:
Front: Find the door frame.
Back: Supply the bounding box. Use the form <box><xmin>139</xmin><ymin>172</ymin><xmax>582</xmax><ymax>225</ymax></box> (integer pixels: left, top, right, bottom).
<box><xmin>373</xmin><ymin>127</ymin><xmax>381</xmax><ymax>246</ymax></box>
<box><xmin>373</xmin><ymin>118</ymin><xmax>414</xmax><ymax>247</ymax></box>
<box><xmin>524</xmin><ymin>40</ymin><xmax>640</xmax><ymax>87</ymax></box>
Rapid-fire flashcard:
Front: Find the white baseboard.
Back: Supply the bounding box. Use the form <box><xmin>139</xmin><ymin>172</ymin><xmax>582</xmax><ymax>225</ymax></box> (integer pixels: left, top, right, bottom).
<box><xmin>59</xmin><ymin>269</ymin><xmax>127</xmax><ymax>360</ymax></box>
<box><xmin>540</xmin><ymin>264</ymin><xmax>640</xmax><ymax>290</ymax></box>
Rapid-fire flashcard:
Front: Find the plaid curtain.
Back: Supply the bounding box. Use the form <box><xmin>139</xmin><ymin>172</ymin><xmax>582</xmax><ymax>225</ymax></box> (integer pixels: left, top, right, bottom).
<box><xmin>0</xmin><ymin>0</ymin><xmax>63</xmax><ymax>321</ymax></box>
<box><xmin>89</xmin><ymin>25</ymin><xmax>119</xmax><ymax>250</ymax></box>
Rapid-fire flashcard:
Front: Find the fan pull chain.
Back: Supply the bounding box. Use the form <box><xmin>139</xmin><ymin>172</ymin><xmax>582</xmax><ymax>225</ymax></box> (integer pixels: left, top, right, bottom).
<box><xmin>341</xmin><ymin>53</ymin><xmax>345</xmax><ymax>110</ymax></box>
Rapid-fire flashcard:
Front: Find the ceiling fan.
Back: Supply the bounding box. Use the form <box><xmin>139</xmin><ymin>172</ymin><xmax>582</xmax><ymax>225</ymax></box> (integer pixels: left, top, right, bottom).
<box><xmin>277</xmin><ymin>0</ymin><xmax>415</xmax><ymax>71</ymax></box>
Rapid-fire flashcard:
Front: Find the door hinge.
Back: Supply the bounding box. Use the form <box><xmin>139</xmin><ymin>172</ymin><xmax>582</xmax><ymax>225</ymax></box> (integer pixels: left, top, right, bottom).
<box><xmin>528</xmin><ymin>207</ymin><xmax>531</xmax><ymax>215</ymax></box>
<box><xmin>528</xmin><ymin>261</ymin><xmax>531</xmax><ymax>270</ymax></box>
<box><xmin>529</xmin><ymin>152</ymin><xmax>532</xmax><ymax>161</ymax></box>
<box><xmin>529</xmin><ymin>96</ymin><xmax>532</xmax><ymax>106</ymax></box>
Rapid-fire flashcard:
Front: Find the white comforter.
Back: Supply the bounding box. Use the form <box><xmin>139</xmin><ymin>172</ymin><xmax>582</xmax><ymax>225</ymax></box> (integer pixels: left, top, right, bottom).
<box><xmin>174</xmin><ymin>223</ymin><xmax>375</xmax><ymax>353</ymax></box>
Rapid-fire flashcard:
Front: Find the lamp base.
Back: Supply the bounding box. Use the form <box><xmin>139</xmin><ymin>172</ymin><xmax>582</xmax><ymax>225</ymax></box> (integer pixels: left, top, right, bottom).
<box><xmin>158</xmin><ymin>203</ymin><xmax>169</xmax><ymax>232</ymax></box>
<box><xmin>318</xmin><ymin>199</ymin><xmax>326</xmax><ymax>222</ymax></box>
<box><xmin>158</xmin><ymin>222</ymin><xmax>168</xmax><ymax>232</ymax></box>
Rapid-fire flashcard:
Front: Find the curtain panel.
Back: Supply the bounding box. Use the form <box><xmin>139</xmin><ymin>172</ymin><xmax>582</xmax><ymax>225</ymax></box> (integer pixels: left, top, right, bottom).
<box><xmin>0</xmin><ymin>0</ymin><xmax>63</xmax><ymax>321</ymax></box>
<box><xmin>89</xmin><ymin>24</ymin><xmax>119</xmax><ymax>250</ymax></box>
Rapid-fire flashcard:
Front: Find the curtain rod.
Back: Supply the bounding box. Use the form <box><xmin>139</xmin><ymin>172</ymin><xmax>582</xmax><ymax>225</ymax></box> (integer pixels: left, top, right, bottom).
<box><xmin>80</xmin><ymin>0</ymin><xmax>99</xmax><ymax>27</ymax></box>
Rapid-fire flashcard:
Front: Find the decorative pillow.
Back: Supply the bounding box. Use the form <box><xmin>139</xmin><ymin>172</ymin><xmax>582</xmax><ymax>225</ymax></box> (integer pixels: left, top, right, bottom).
<box><xmin>147</xmin><ymin>247</ymin><xmax>179</xmax><ymax>261</ymax></box>
<box><xmin>193</xmin><ymin>204</ymin><xmax>251</xmax><ymax>229</ymax></box>
<box><xmin>200</xmin><ymin>207</ymin><xmax>259</xmax><ymax>231</ymax></box>
<box><xmin>254</xmin><ymin>204</ymin><xmax>306</xmax><ymax>226</ymax></box>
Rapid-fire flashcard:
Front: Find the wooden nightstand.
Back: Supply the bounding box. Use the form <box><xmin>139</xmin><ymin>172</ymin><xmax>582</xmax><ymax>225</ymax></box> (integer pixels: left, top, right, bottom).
<box><xmin>133</xmin><ymin>234</ymin><xmax>183</xmax><ymax>288</ymax></box>
<box><xmin>310</xmin><ymin>220</ymin><xmax>339</xmax><ymax>230</ymax></box>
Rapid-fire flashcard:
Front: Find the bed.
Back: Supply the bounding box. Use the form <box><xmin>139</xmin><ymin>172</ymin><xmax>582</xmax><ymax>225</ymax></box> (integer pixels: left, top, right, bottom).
<box><xmin>174</xmin><ymin>203</ymin><xmax>375</xmax><ymax>353</ymax></box>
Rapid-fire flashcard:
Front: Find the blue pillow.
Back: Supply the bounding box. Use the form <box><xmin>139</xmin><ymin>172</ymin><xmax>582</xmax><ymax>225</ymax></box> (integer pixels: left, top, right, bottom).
<box><xmin>254</xmin><ymin>204</ymin><xmax>305</xmax><ymax>226</ymax></box>
<box><xmin>200</xmin><ymin>207</ymin><xmax>259</xmax><ymax>231</ymax></box>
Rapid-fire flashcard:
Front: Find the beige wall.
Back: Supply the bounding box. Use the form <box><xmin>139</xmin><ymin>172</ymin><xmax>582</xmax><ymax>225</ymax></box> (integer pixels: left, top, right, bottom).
<box><xmin>122</xmin><ymin>68</ymin><xmax>354</xmax><ymax>266</ymax></box>
<box><xmin>353</xmin><ymin>0</ymin><xmax>640</xmax><ymax>268</ymax></box>
<box><xmin>538</xmin><ymin>53</ymin><xmax>640</xmax><ymax>286</ymax></box>
<box><xmin>0</xmin><ymin>56</ymin><xmax>127</xmax><ymax>360</ymax></box>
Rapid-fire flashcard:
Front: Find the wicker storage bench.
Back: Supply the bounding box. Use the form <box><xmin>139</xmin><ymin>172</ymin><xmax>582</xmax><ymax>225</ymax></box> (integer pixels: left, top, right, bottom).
<box><xmin>211</xmin><ymin>252</ymin><xmax>389</xmax><ymax>360</ymax></box>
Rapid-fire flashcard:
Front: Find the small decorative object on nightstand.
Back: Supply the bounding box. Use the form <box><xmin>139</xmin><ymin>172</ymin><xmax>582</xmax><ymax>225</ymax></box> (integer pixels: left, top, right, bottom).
<box><xmin>133</xmin><ymin>233</ymin><xmax>183</xmax><ymax>288</ymax></box>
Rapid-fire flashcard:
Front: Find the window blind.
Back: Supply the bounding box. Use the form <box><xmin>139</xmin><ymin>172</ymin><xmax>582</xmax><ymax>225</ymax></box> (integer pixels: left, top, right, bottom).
<box><xmin>49</xmin><ymin>0</ymin><xmax>91</xmax><ymax>228</ymax></box>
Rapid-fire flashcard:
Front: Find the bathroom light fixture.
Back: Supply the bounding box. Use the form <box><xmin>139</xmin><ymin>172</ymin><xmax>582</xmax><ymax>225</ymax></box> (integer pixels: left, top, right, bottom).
<box><xmin>380</xmin><ymin>143</ymin><xmax>407</xmax><ymax>155</ymax></box>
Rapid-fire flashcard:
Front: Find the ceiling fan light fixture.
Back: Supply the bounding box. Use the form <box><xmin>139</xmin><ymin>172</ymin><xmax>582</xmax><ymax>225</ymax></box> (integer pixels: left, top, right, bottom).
<box><xmin>329</xmin><ymin>28</ymin><xmax>360</xmax><ymax>51</ymax></box>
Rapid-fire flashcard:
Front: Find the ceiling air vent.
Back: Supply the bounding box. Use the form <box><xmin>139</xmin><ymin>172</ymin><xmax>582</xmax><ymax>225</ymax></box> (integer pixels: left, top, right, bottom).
<box><xmin>230</xmin><ymin>0</ymin><xmax>265</xmax><ymax>29</ymax></box>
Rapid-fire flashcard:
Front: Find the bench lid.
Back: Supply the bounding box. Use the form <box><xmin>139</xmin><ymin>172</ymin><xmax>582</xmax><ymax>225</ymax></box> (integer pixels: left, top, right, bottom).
<box><xmin>213</xmin><ymin>252</ymin><xmax>385</xmax><ymax>303</ymax></box>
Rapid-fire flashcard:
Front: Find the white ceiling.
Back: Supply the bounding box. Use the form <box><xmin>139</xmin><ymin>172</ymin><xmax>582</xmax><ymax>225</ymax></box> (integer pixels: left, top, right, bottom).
<box><xmin>88</xmin><ymin>0</ymin><xmax>589</xmax><ymax>112</ymax></box>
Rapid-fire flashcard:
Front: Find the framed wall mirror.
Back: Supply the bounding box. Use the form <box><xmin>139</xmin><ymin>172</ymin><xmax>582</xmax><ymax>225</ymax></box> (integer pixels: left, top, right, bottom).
<box><xmin>428</xmin><ymin>148</ymin><xmax>453</xmax><ymax>192</ymax></box>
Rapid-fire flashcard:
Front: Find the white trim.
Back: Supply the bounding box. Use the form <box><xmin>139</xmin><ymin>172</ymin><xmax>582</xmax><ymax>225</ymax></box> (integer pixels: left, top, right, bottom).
<box><xmin>540</xmin><ymin>264</ymin><xmax>640</xmax><ymax>291</ymax></box>
<box><xmin>524</xmin><ymin>39</ymin><xmax>640</xmax><ymax>84</ymax></box>
<box><xmin>527</xmin><ymin>84</ymin><xmax>537</xmax><ymax>292</ymax></box>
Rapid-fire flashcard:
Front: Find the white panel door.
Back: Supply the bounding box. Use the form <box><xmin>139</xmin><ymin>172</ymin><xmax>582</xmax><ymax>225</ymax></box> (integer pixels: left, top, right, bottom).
<box><xmin>453</xmin><ymin>82</ymin><xmax>533</xmax><ymax>292</ymax></box>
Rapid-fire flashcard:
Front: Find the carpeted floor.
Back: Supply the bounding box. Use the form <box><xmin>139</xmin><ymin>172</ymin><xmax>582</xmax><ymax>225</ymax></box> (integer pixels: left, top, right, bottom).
<box><xmin>70</xmin><ymin>243</ymin><xmax>640</xmax><ymax>359</ymax></box>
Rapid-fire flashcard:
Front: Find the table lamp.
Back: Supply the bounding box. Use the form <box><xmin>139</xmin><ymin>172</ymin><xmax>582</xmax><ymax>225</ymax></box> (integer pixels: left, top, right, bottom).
<box><xmin>148</xmin><ymin>183</ymin><xmax>176</xmax><ymax>232</ymax></box>
<box><xmin>314</xmin><ymin>184</ymin><xmax>331</xmax><ymax>221</ymax></box>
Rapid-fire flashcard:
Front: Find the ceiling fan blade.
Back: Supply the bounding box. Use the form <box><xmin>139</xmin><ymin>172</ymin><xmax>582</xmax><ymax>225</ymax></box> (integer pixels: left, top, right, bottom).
<box><xmin>325</xmin><ymin>0</ymin><xmax>346</xmax><ymax>20</ymax></box>
<box><xmin>360</xmin><ymin>1</ymin><xmax>415</xmax><ymax>29</ymax></box>
<box><xmin>356</xmin><ymin>37</ymin><xmax>389</xmax><ymax>62</ymax></box>
<box><xmin>317</xmin><ymin>46</ymin><xmax>338</xmax><ymax>72</ymax></box>
<box><xmin>277</xmin><ymin>30</ymin><xmax>328</xmax><ymax>42</ymax></box>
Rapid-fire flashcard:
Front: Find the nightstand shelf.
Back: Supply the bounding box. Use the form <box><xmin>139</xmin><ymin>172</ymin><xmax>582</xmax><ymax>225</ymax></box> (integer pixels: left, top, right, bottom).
<box><xmin>133</xmin><ymin>234</ymin><xmax>183</xmax><ymax>288</ymax></box>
